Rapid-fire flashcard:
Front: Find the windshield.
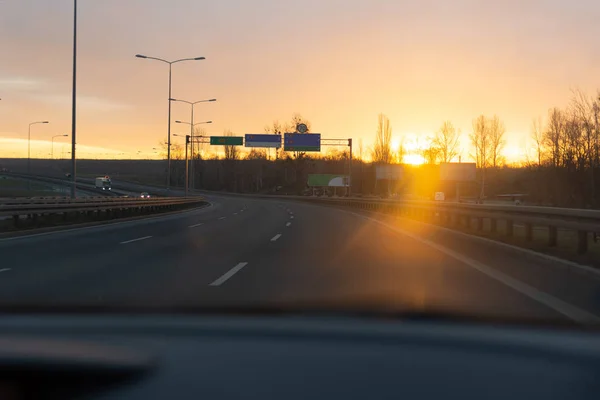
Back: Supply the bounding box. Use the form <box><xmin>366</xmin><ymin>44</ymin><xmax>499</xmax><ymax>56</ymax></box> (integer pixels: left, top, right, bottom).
<box><xmin>1</xmin><ymin>0</ymin><xmax>600</xmax><ymax>327</ymax></box>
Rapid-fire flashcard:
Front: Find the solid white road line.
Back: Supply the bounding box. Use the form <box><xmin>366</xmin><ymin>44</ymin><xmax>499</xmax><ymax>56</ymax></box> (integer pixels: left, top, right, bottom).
<box><xmin>120</xmin><ymin>236</ymin><xmax>152</xmax><ymax>244</ymax></box>
<box><xmin>209</xmin><ymin>262</ymin><xmax>248</xmax><ymax>286</ymax></box>
<box><xmin>347</xmin><ymin>211</ymin><xmax>600</xmax><ymax>324</ymax></box>
<box><xmin>218</xmin><ymin>216</ymin><xmax>226</xmax><ymax>220</ymax></box>
<box><xmin>271</xmin><ymin>234</ymin><xmax>282</xmax><ymax>242</ymax></box>
<box><xmin>0</xmin><ymin>269</ymin><xmax>11</xmax><ymax>272</ymax></box>
<box><xmin>188</xmin><ymin>223</ymin><xmax>204</xmax><ymax>228</ymax></box>
<box><xmin>286</xmin><ymin>222</ymin><xmax>292</xmax><ymax>227</ymax></box>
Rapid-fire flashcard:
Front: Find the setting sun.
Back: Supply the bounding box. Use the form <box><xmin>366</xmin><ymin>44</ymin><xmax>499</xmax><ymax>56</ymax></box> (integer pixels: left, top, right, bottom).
<box><xmin>404</xmin><ymin>153</ymin><xmax>426</xmax><ymax>166</ymax></box>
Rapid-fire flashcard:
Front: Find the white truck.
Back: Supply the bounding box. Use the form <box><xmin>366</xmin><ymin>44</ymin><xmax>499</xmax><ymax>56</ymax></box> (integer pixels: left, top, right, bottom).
<box><xmin>95</xmin><ymin>176</ymin><xmax>112</xmax><ymax>191</ymax></box>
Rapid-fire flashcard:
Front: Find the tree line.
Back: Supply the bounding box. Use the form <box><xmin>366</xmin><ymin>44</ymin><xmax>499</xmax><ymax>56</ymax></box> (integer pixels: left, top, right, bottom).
<box><xmin>158</xmin><ymin>91</ymin><xmax>600</xmax><ymax>208</ymax></box>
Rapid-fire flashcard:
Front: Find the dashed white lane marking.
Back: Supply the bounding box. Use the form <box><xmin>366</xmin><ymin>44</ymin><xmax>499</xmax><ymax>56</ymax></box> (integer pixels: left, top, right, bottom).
<box><xmin>286</xmin><ymin>222</ymin><xmax>292</xmax><ymax>227</ymax></box>
<box><xmin>347</xmin><ymin>211</ymin><xmax>600</xmax><ymax>324</ymax></box>
<box><xmin>271</xmin><ymin>234</ymin><xmax>282</xmax><ymax>242</ymax></box>
<box><xmin>290</xmin><ymin>215</ymin><xmax>294</xmax><ymax>219</ymax></box>
<box><xmin>188</xmin><ymin>223</ymin><xmax>204</xmax><ymax>228</ymax></box>
<box><xmin>120</xmin><ymin>236</ymin><xmax>152</xmax><ymax>244</ymax></box>
<box><xmin>209</xmin><ymin>262</ymin><xmax>248</xmax><ymax>286</ymax></box>
<box><xmin>240</xmin><ymin>209</ymin><xmax>244</xmax><ymax>212</ymax></box>
<box><xmin>218</xmin><ymin>216</ymin><xmax>226</xmax><ymax>220</ymax></box>
<box><xmin>0</xmin><ymin>269</ymin><xmax>11</xmax><ymax>272</ymax></box>
<box><xmin>233</xmin><ymin>212</ymin><xmax>238</xmax><ymax>215</ymax></box>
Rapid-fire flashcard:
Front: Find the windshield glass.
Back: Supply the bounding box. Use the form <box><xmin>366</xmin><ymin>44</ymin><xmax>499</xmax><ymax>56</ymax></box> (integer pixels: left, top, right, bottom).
<box><xmin>1</xmin><ymin>0</ymin><xmax>599</xmax><ymax>326</ymax></box>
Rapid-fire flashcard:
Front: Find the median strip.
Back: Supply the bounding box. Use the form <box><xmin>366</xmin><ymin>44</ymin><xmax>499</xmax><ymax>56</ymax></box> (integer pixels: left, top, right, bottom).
<box><xmin>209</xmin><ymin>262</ymin><xmax>248</xmax><ymax>286</ymax></box>
<box><xmin>120</xmin><ymin>236</ymin><xmax>152</xmax><ymax>244</ymax></box>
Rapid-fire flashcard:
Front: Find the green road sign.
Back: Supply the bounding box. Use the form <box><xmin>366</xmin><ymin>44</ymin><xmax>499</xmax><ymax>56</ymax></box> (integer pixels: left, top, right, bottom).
<box><xmin>210</xmin><ymin>136</ymin><xmax>243</xmax><ymax>146</ymax></box>
<box><xmin>308</xmin><ymin>174</ymin><xmax>349</xmax><ymax>187</ymax></box>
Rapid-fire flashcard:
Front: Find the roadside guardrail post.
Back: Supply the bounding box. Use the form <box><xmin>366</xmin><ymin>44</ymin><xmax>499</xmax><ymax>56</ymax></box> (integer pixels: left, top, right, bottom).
<box><xmin>490</xmin><ymin>218</ymin><xmax>497</xmax><ymax>233</ymax></box>
<box><xmin>506</xmin><ymin>220</ymin><xmax>514</xmax><ymax>237</ymax></box>
<box><xmin>464</xmin><ymin>215</ymin><xmax>471</xmax><ymax>229</ymax></box>
<box><xmin>548</xmin><ymin>226</ymin><xmax>558</xmax><ymax>247</ymax></box>
<box><xmin>578</xmin><ymin>231</ymin><xmax>588</xmax><ymax>254</ymax></box>
<box><xmin>525</xmin><ymin>223</ymin><xmax>533</xmax><ymax>241</ymax></box>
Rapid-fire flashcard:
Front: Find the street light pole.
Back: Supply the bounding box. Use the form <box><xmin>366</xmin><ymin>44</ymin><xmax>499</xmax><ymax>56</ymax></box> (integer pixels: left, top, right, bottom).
<box><xmin>175</xmin><ymin>120</ymin><xmax>212</xmax><ymax>189</ymax></box>
<box><xmin>173</xmin><ymin>134</ymin><xmax>190</xmax><ymax>196</ymax></box>
<box><xmin>71</xmin><ymin>0</ymin><xmax>77</xmax><ymax>199</ymax></box>
<box><xmin>135</xmin><ymin>54</ymin><xmax>206</xmax><ymax>194</ymax></box>
<box><xmin>171</xmin><ymin>98</ymin><xmax>216</xmax><ymax>190</ymax></box>
<box><xmin>185</xmin><ymin>135</ymin><xmax>190</xmax><ymax>197</ymax></box>
<box><xmin>52</xmin><ymin>134</ymin><xmax>68</xmax><ymax>159</ymax></box>
<box><xmin>167</xmin><ymin>63</ymin><xmax>172</xmax><ymax>192</ymax></box>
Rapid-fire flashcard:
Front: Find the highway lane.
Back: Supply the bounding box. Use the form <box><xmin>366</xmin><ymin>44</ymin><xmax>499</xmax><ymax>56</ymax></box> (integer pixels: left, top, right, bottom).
<box><xmin>0</xmin><ymin>194</ymin><xmax>600</xmax><ymax>324</ymax></box>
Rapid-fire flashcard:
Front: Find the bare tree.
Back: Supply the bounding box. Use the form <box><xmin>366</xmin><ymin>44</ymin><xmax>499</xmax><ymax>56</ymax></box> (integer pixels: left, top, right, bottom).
<box><xmin>358</xmin><ymin>138</ymin><xmax>364</xmax><ymax>161</ymax></box>
<box><xmin>371</xmin><ymin>114</ymin><xmax>393</xmax><ymax>164</ymax></box>
<box><xmin>432</xmin><ymin>121</ymin><xmax>460</xmax><ymax>163</ymax></box>
<box><xmin>223</xmin><ymin>130</ymin><xmax>239</xmax><ymax>161</ymax></box>
<box><xmin>545</xmin><ymin>107</ymin><xmax>564</xmax><ymax>167</ymax></box>
<box><xmin>488</xmin><ymin>115</ymin><xmax>506</xmax><ymax>167</ymax></box>
<box><xmin>470</xmin><ymin>115</ymin><xmax>489</xmax><ymax>168</ymax></box>
<box><xmin>289</xmin><ymin>113</ymin><xmax>312</xmax><ymax>133</ymax></box>
<box><xmin>530</xmin><ymin>116</ymin><xmax>545</xmax><ymax>166</ymax></box>
<box><xmin>395</xmin><ymin>137</ymin><xmax>406</xmax><ymax>164</ymax></box>
<box><xmin>264</xmin><ymin>120</ymin><xmax>284</xmax><ymax>135</ymax></box>
<box><xmin>421</xmin><ymin>144</ymin><xmax>440</xmax><ymax>165</ymax></box>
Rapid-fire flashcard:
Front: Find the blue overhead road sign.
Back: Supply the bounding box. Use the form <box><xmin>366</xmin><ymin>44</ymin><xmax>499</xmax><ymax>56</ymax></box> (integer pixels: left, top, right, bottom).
<box><xmin>284</xmin><ymin>133</ymin><xmax>321</xmax><ymax>152</ymax></box>
<box><xmin>245</xmin><ymin>134</ymin><xmax>282</xmax><ymax>148</ymax></box>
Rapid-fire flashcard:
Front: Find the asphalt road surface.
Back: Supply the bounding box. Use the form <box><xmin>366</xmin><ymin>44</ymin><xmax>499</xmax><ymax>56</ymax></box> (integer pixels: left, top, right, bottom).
<box><xmin>2</xmin><ymin>194</ymin><xmax>600</xmax><ymax>324</ymax></box>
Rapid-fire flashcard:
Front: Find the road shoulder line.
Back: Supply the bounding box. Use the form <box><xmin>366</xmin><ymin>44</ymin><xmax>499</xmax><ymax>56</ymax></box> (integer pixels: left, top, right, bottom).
<box><xmin>347</xmin><ymin>211</ymin><xmax>600</xmax><ymax>324</ymax></box>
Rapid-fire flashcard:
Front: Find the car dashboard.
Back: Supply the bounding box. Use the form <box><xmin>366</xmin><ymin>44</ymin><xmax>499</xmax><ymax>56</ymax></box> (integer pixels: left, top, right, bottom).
<box><xmin>0</xmin><ymin>314</ymin><xmax>598</xmax><ymax>399</ymax></box>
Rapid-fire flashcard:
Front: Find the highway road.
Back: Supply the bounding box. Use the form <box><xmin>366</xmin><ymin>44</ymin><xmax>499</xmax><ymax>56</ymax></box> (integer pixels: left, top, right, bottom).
<box><xmin>1</xmin><ymin>194</ymin><xmax>600</xmax><ymax>324</ymax></box>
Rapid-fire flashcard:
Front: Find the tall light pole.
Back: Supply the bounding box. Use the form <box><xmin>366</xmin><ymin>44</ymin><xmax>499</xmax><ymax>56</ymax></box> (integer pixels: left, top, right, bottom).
<box><xmin>174</xmin><ymin>133</ymin><xmax>191</xmax><ymax>197</ymax></box>
<box><xmin>71</xmin><ymin>0</ymin><xmax>78</xmax><ymax>198</ymax></box>
<box><xmin>175</xmin><ymin>120</ymin><xmax>212</xmax><ymax>191</ymax></box>
<box><xmin>52</xmin><ymin>134</ymin><xmax>68</xmax><ymax>159</ymax></box>
<box><xmin>28</xmin><ymin>121</ymin><xmax>49</xmax><ymax>176</ymax></box>
<box><xmin>171</xmin><ymin>98</ymin><xmax>216</xmax><ymax>189</ymax></box>
<box><xmin>135</xmin><ymin>54</ymin><xmax>205</xmax><ymax>193</ymax></box>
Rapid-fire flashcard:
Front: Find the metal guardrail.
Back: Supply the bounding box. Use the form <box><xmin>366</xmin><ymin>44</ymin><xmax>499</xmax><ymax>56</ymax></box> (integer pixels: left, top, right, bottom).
<box><xmin>285</xmin><ymin>196</ymin><xmax>600</xmax><ymax>254</ymax></box>
<box><xmin>6</xmin><ymin>173</ymin><xmax>599</xmax><ymax>254</ymax></box>
<box><xmin>193</xmin><ymin>191</ymin><xmax>600</xmax><ymax>254</ymax></box>
<box><xmin>0</xmin><ymin>196</ymin><xmax>206</xmax><ymax>230</ymax></box>
<box><xmin>0</xmin><ymin>197</ymin><xmax>201</xmax><ymax>217</ymax></box>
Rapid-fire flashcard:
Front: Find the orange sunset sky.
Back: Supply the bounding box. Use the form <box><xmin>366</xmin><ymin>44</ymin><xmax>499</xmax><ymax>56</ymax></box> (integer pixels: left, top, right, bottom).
<box><xmin>1</xmin><ymin>0</ymin><xmax>599</xmax><ymax>163</ymax></box>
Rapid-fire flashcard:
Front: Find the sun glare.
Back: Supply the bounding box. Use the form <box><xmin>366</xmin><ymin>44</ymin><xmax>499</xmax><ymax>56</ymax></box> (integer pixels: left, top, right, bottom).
<box><xmin>404</xmin><ymin>154</ymin><xmax>426</xmax><ymax>166</ymax></box>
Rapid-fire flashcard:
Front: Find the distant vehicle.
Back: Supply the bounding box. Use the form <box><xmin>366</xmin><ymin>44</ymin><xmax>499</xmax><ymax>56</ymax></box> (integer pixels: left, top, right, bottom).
<box><xmin>65</xmin><ymin>173</ymin><xmax>72</xmax><ymax>178</ymax></box>
<box><xmin>95</xmin><ymin>176</ymin><xmax>112</xmax><ymax>191</ymax></box>
<box><xmin>140</xmin><ymin>192</ymin><xmax>150</xmax><ymax>198</ymax></box>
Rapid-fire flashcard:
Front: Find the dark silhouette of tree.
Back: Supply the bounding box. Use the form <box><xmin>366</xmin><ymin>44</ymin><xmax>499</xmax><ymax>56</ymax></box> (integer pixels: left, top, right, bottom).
<box><xmin>371</xmin><ymin>114</ymin><xmax>393</xmax><ymax>164</ymax></box>
<box><xmin>530</xmin><ymin>116</ymin><xmax>545</xmax><ymax>166</ymax></box>
<box><xmin>488</xmin><ymin>115</ymin><xmax>506</xmax><ymax>168</ymax></box>
<box><xmin>432</xmin><ymin>121</ymin><xmax>460</xmax><ymax>163</ymax></box>
<box><xmin>470</xmin><ymin>115</ymin><xmax>489</xmax><ymax>168</ymax></box>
